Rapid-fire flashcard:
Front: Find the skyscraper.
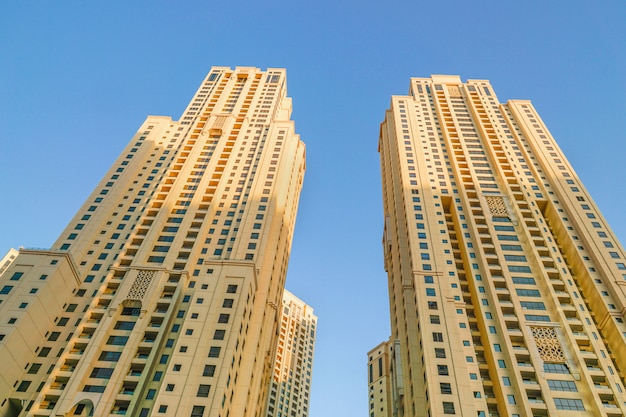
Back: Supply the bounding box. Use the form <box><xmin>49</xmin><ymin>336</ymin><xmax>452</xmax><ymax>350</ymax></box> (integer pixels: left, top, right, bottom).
<box><xmin>265</xmin><ymin>290</ymin><xmax>316</xmax><ymax>417</ymax></box>
<box><xmin>378</xmin><ymin>75</ymin><xmax>626</xmax><ymax>417</ymax></box>
<box><xmin>0</xmin><ymin>66</ymin><xmax>305</xmax><ymax>417</ymax></box>
<box><xmin>0</xmin><ymin>249</ymin><xmax>18</xmax><ymax>278</ymax></box>
<box><xmin>367</xmin><ymin>340</ymin><xmax>394</xmax><ymax>417</ymax></box>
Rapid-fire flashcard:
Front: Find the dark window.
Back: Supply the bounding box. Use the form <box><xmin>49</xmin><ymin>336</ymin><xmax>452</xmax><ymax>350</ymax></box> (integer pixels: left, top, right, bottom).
<box><xmin>10</xmin><ymin>272</ymin><xmax>24</xmax><ymax>281</ymax></box>
<box><xmin>203</xmin><ymin>365</ymin><xmax>216</xmax><ymax>377</ymax></box>
<box><xmin>16</xmin><ymin>380</ymin><xmax>31</xmax><ymax>392</ymax></box>
<box><xmin>197</xmin><ymin>384</ymin><xmax>211</xmax><ymax>397</ymax></box>
<box><xmin>0</xmin><ymin>285</ymin><xmax>13</xmax><ymax>295</ymax></box>
<box><xmin>38</xmin><ymin>347</ymin><xmax>51</xmax><ymax>357</ymax></box>
<box><xmin>191</xmin><ymin>405</ymin><xmax>205</xmax><ymax>417</ymax></box>
<box><xmin>208</xmin><ymin>347</ymin><xmax>221</xmax><ymax>358</ymax></box>
<box><xmin>107</xmin><ymin>336</ymin><xmax>129</xmax><ymax>345</ymax></box>
<box><xmin>114</xmin><ymin>321</ymin><xmax>136</xmax><ymax>330</ymax></box>
<box><xmin>443</xmin><ymin>402</ymin><xmax>456</xmax><ymax>414</ymax></box>
<box><xmin>90</xmin><ymin>368</ymin><xmax>114</xmax><ymax>379</ymax></box>
<box><xmin>99</xmin><ymin>351</ymin><xmax>122</xmax><ymax>361</ymax></box>
<box><xmin>28</xmin><ymin>363</ymin><xmax>42</xmax><ymax>374</ymax></box>
<box><xmin>547</xmin><ymin>380</ymin><xmax>578</xmax><ymax>392</ymax></box>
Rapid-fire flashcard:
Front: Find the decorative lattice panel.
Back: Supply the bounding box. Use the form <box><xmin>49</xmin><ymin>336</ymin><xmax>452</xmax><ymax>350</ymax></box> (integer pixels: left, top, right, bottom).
<box><xmin>530</xmin><ymin>326</ymin><xmax>566</xmax><ymax>362</ymax></box>
<box><xmin>447</xmin><ymin>85</ymin><xmax>462</xmax><ymax>97</ymax></box>
<box><xmin>485</xmin><ymin>196</ymin><xmax>509</xmax><ymax>218</ymax></box>
<box><xmin>128</xmin><ymin>270</ymin><xmax>155</xmax><ymax>300</ymax></box>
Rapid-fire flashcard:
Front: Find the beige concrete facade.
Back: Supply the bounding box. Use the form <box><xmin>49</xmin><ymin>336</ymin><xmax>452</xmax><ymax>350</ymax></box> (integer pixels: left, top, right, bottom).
<box><xmin>368</xmin><ymin>340</ymin><xmax>394</xmax><ymax>417</ymax></box>
<box><xmin>265</xmin><ymin>290</ymin><xmax>316</xmax><ymax>417</ymax></box>
<box><xmin>0</xmin><ymin>249</ymin><xmax>18</xmax><ymax>277</ymax></box>
<box><xmin>0</xmin><ymin>67</ymin><xmax>305</xmax><ymax>417</ymax></box>
<box><xmin>378</xmin><ymin>75</ymin><xmax>626</xmax><ymax>417</ymax></box>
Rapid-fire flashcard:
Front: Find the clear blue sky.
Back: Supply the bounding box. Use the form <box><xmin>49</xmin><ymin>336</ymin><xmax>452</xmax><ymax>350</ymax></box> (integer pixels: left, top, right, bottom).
<box><xmin>1</xmin><ymin>2</ymin><xmax>626</xmax><ymax>416</ymax></box>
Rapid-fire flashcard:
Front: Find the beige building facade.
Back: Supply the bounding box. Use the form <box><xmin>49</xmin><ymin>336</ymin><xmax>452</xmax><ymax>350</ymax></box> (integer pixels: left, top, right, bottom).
<box><xmin>368</xmin><ymin>339</ymin><xmax>394</xmax><ymax>417</ymax></box>
<box><xmin>0</xmin><ymin>249</ymin><xmax>18</xmax><ymax>277</ymax></box>
<box><xmin>378</xmin><ymin>75</ymin><xmax>626</xmax><ymax>416</ymax></box>
<box><xmin>0</xmin><ymin>66</ymin><xmax>305</xmax><ymax>417</ymax></box>
<box><xmin>265</xmin><ymin>290</ymin><xmax>316</xmax><ymax>417</ymax></box>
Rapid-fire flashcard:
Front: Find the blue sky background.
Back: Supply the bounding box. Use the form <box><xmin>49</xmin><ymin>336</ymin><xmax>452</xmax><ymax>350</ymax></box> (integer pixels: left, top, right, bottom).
<box><xmin>1</xmin><ymin>2</ymin><xmax>626</xmax><ymax>416</ymax></box>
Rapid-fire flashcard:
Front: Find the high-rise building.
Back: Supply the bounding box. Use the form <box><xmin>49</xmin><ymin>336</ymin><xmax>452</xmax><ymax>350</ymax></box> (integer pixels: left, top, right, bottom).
<box><xmin>0</xmin><ymin>249</ymin><xmax>18</xmax><ymax>277</ymax></box>
<box><xmin>265</xmin><ymin>290</ymin><xmax>316</xmax><ymax>417</ymax></box>
<box><xmin>0</xmin><ymin>66</ymin><xmax>305</xmax><ymax>417</ymax></box>
<box><xmin>378</xmin><ymin>75</ymin><xmax>626</xmax><ymax>417</ymax></box>
<box><xmin>367</xmin><ymin>339</ymin><xmax>394</xmax><ymax>417</ymax></box>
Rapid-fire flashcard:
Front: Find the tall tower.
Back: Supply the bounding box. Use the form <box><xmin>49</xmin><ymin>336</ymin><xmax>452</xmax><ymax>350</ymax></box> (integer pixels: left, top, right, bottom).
<box><xmin>265</xmin><ymin>290</ymin><xmax>316</xmax><ymax>417</ymax></box>
<box><xmin>378</xmin><ymin>75</ymin><xmax>626</xmax><ymax>417</ymax></box>
<box><xmin>0</xmin><ymin>66</ymin><xmax>305</xmax><ymax>417</ymax></box>
<box><xmin>367</xmin><ymin>340</ymin><xmax>394</xmax><ymax>417</ymax></box>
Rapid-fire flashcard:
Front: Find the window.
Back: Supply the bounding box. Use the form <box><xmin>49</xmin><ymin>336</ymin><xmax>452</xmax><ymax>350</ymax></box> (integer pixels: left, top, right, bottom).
<box><xmin>433</xmin><ymin>332</ymin><xmax>443</xmax><ymax>342</ymax></box>
<box><xmin>90</xmin><ymin>368</ymin><xmax>114</xmax><ymax>379</ymax></box>
<box><xmin>525</xmin><ymin>314</ymin><xmax>551</xmax><ymax>322</ymax></box>
<box><xmin>443</xmin><ymin>402</ymin><xmax>455</xmax><ymax>414</ymax></box>
<box><xmin>437</xmin><ymin>365</ymin><xmax>449</xmax><ymax>375</ymax></box>
<box><xmin>430</xmin><ymin>315</ymin><xmax>440</xmax><ymax>324</ymax></box>
<box><xmin>428</xmin><ymin>301</ymin><xmax>438</xmax><ymax>310</ymax></box>
<box><xmin>440</xmin><ymin>383</ymin><xmax>452</xmax><ymax>394</ymax></box>
<box><xmin>208</xmin><ymin>347</ymin><xmax>221</xmax><ymax>358</ymax></box>
<box><xmin>197</xmin><ymin>384</ymin><xmax>211</xmax><ymax>397</ymax></box>
<box><xmin>107</xmin><ymin>336</ymin><xmax>129</xmax><ymax>345</ymax></box>
<box><xmin>99</xmin><ymin>351</ymin><xmax>121</xmax><ymax>361</ymax></box>
<box><xmin>165</xmin><ymin>384</ymin><xmax>175</xmax><ymax>391</ymax></box>
<box><xmin>218</xmin><ymin>314</ymin><xmax>230</xmax><ymax>323</ymax></box>
<box><xmin>426</xmin><ymin>288</ymin><xmax>436</xmax><ymax>296</ymax></box>
<box><xmin>548</xmin><ymin>380</ymin><xmax>577</xmax><ymax>392</ymax></box>
<box><xmin>516</xmin><ymin>289</ymin><xmax>541</xmax><ymax>297</ymax></box>
<box><xmin>520</xmin><ymin>301</ymin><xmax>546</xmax><ymax>310</ymax></box>
<box><xmin>191</xmin><ymin>405</ymin><xmax>206</xmax><ymax>417</ymax></box>
<box><xmin>222</xmin><ymin>299</ymin><xmax>234</xmax><ymax>308</ymax></box>
<box><xmin>16</xmin><ymin>380</ymin><xmax>31</xmax><ymax>392</ymax></box>
<box><xmin>0</xmin><ymin>285</ymin><xmax>13</xmax><ymax>295</ymax></box>
<box><xmin>544</xmin><ymin>363</ymin><xmax>569</xmax><ymax>374</ymax></box>
<box><xmin>512</xmin><ymin>277</ymin><xmax>536</xmax><ymax>285</ymax></box>
<box><xmin>114</xmin><ymin>321</ymin><xmax>136</xmax><ymax>330</ymax></box>
<box><xmin>435</xmin><ymin>348</ymin><xmax>446</xmax><ymax>358</ymax></box>
<box><xmin>214</xmin><ymin>330</ymin><xmax>226</xmax><ymax>340</ymax></box>
<box><xmin>38</xmin><ymin>347</ymin><xmax>51</xmax><ymax>357</ymax></box>
<box><xmin>203</xmin><ymin>365</ymin><xmax>216</xmax><ymax>377</ymax></box>
<box><xmin>10</xmin><ymin>272</ymin><xmax>23</xmax><ymax>281</ymax></box>
<box><xmin>28</xmin><ymin>363</ymin><xmax>42</xmax><ymax>374</ymax></box>
<box><xmin>554</xmin><ymin>398</ymin><xmax>584</xmax><ymax>411</ymax></box>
